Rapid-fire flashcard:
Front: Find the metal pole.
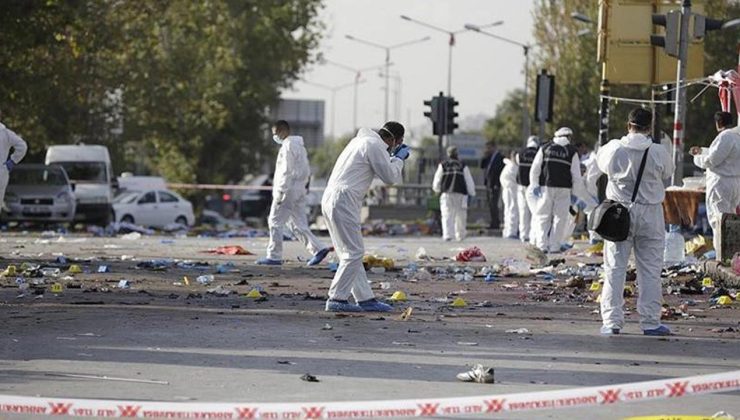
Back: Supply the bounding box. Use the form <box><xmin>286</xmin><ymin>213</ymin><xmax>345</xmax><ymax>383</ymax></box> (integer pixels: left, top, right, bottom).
<box><xmin>599</xmin><ymin>78</ymin><xmax>610</xmax><ymax>146</ymax></box>
<box><xmin>447</xmin><ymin>35</ymin><xmax>453</xmax><ymax>95</ymax></box>
<box><xmin>330</xmin><ymin>89</ymin><xmax>336</xmax><ymax>139</ymax></box>
<box><xmin>522</xmin><ymin>46</ymin><xmax>531</xmax><ymax>145</ymax></box>
<box><xmin>671</xmin><ymin>0</ymin><xmax>691</xmax><ymax>186</ymax></box>
<box><xmin>384</xmin><ymin>49</ymin><xmax>390</xmax><ymax>121</ymax></box>
<box><xmin>353</xmin><ymin>75</ymin><xmax>359</xmax><ymax>132</ymax></box>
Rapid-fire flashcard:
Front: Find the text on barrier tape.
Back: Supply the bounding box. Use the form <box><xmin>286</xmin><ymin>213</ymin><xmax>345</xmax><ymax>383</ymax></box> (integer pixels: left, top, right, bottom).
<box><xmin>0</xmin><ymin>370</ymin><xmax>737</xmax><ymax>418</ymax></box>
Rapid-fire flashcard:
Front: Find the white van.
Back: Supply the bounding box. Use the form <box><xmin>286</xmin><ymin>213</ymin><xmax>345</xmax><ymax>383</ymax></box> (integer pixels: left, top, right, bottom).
<box><xmin>45</xmin><ymin>145</ymin><xmax>114</xmax><ymax>225</ymax></box>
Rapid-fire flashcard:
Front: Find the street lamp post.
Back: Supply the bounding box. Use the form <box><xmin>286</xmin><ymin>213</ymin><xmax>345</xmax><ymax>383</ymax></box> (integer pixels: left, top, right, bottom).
<box><xmin>303</xmin><ymin>79</ymin><xmax>363</xmax><ymax>139</ymax></box>
<box><xmin>325</xmin><ymin>60</ymin><xmax>390</xmax><ymax>131</ymax></box>
<box><xmin>345</xmin><ymin>35</ymin><xmax>430</xmax><ymax>121</ymax></box>
<box><xmin>400</xmin><ymin>16</ymin><xmax>503</xmax><ymax>96</ymax></box>
<box><xmin>465</xmin><ymin>24</ymin><xmax>533</xmax><ymax>144</ymax></box>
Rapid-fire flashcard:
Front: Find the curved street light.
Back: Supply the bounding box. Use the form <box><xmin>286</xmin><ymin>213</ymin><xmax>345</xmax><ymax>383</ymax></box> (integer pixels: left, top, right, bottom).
<box><xmin>344</xmin><ymin>34</ymin><xmax>430</xmax><ymax>121</ymax></box>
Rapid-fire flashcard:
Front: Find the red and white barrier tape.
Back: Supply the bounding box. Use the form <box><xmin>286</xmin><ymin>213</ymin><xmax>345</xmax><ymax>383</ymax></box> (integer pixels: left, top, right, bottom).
<box><xmin>0</xmin><ymin>370</ymin><xmax>737</xmax><ymax>418</ymax></box>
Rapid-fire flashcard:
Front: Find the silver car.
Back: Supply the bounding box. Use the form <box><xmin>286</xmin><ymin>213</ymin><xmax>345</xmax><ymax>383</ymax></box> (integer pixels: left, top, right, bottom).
<box><xmin>2</xmin><ymin>164</ymin><xmax>76</xmax><ymax>223</ymax></box>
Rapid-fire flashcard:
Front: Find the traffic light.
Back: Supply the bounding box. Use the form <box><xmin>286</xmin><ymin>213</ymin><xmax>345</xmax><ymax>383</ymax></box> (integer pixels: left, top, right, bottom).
<box><xmin>424</xmin><ymin>93</ymin><xmax>444</xmax><ymax>135</ymax></box>
<box><xmin>693</xmin><ymin>14</ymin><xmax>724</xmax><ymax>39</ymax></box>
<box><xmin>651</xmin><ymin>10</ymin><xmax>680</xmax><ymax>57</ymax></box>
<box><xmin>444</xmin><ymin>96</ymin><xmax>459</xmax><ymax>135</ymax></box>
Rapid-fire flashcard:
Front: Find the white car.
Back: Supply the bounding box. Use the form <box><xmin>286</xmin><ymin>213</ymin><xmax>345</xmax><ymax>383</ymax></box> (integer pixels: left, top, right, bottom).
<box><xmin>113</xmin><ymin>189</ymin><xmax>194</xmax><ymax>227</ymax></box>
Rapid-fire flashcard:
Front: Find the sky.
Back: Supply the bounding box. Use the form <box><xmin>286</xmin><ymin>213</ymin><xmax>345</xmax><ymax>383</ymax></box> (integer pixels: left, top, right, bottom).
<box><xmin>283</xmin><ymin>0</ymin><xmax>537</xmax><ymax>140</ymax></box>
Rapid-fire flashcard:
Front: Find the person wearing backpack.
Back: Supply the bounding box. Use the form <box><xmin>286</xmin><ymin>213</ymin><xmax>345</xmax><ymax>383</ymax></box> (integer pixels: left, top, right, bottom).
<box><xmin>594</xmin><ymin>108</ymin><xmax>674</xmax><ymax>336</ymax></box>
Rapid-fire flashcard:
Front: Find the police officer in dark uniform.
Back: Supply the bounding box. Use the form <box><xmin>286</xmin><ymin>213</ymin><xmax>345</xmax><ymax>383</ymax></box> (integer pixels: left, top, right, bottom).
<box><xmin>480</xmin><ymin>141</ymin><xmax>505</xmax><ymax>230</ymax></box>
<box><xmin>515</xmin><ymin>135</ymin><xmax>540</xmax><ymax>243</ymax></box>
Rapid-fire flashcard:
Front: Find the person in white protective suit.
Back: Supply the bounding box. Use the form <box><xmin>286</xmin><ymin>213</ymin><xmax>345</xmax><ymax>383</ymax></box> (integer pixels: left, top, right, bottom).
<box><xmin>499</xmin><ymin>150</ymin><xmax>519</xmax><ymax>239</ymax></box>
<box><xmin>257</xmin><ymin>120</ymin><xmax>332</xmax><ymax>266</ymax></box>
<box><xmin>690</xmin><ymin>111</ymin><xmax>740</xmax><ymax>254</ymax></box>
<box><xmin>0</xmin><ymin>110</ymin><xmax>28</xmax><ymax>205</ymax></box>
<box><xmin>515</xmin><ymin>136</ymin><xmax>540</xmax><ymax>244</ymax></box>
<box><xmin>595</xmin><ymin>108</ymin><xmax>674</xmax><ymax>336</ymax></box>
<box><xmin>322</xmin><ymin>122</ymin><xmax>411</xmax><ymax>312</ymax></box>
<box><xmin>432</xmin><ymin>146</ymin><xmax>476</xmax><ymax>241</ymax></box>
<box><xmin>528</xmin><ymin>127</ymin><xmax>583</xmax><ymax>253</ymax></box>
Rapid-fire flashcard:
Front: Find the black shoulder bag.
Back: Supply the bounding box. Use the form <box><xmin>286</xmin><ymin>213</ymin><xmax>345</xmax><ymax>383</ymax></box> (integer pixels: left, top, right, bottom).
<box><xmin>588</xmin><ymin>147</ymin><xmax>650</xmax><ymax>242</ymax></box>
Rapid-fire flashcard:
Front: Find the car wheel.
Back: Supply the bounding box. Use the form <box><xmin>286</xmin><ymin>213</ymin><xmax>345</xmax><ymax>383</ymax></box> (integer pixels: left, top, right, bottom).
<box><xmin>121</xmin><ymin>215</ymin><xmax>135</xmax><ymax>224</ymax></box>
<box><xmin>175</xmin><ymin>216</ymin><xmax>188</xmax><ymax>226</ymax></box>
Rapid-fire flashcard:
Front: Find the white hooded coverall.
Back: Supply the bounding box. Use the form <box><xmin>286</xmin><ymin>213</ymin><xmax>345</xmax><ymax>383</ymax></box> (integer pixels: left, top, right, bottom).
<box><xmin>596</xmin><ymin>133</ymin><xmax>674</xmax><ymax>331</ymax></box>
<box><xmin>0</xmin><ymin>122</ymin><xmax>28</xmax><ymax>203</ymax></box>
<box><xmin>529</xmin><ymin>136</ymin><xmax>583</xmax><ymax>252</ymax></box>
<box><xmin>432</xmin><ymin>160</ymin><xmax>476</xmax><ymax>241</ymax></box>
<box><xmin>267</xmin><ymin>135</ymin><xmax>326</xmax><ymax>260</ymax></box>
<box><xmin>692</xmin><ymin>128</ymin><xmax>740</xmax><ymax>254</ymax></box>
<box><xmin>499</xmin><ymin>158</ymin><xmax>519</xmax><ymax>238</ymax></box>
<box><xmin>322</xmin><ymin>128</ymin><xmax>404</xmax><ymax>302</ymax></box>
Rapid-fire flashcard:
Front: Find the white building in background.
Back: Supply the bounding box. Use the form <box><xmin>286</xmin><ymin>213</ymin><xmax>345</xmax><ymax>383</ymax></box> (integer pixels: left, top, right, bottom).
<box><xmin>270</xmin><ymin>99</ymin><xmax>325</xmax><ymax>149</ymax></box>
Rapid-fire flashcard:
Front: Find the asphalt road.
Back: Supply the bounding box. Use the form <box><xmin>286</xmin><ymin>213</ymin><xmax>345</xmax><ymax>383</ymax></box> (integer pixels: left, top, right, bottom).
<box><xmin>0</xmin><ymin>233</ymin><xmax>738</xmax><ymax>419</ymax></box>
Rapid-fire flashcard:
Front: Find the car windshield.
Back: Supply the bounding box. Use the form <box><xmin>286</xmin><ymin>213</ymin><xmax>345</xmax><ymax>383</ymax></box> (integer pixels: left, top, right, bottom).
<box><xmin>9</xmin><ymin>167</ymin><xmax>68</xmax><ymax>186</ymax></box>
<box><xmin>57</xmin><ymin>162</ymin><xmax>107</xmax><ymax>183</ymax></box>
<box><xmin>113</xmin><ymin>192</ymin><xmax>140</xmax><ymax>204</ymax></box>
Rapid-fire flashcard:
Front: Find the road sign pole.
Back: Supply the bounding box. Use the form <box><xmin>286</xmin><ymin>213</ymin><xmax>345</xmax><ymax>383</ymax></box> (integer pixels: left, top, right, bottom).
<box><xmin>671</xmin><ymin>0</ymin><xmax>691</xmax><ymax>186</ymax></box>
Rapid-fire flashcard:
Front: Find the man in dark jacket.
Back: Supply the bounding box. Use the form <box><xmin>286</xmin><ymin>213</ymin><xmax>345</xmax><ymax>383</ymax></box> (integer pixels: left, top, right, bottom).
<box><xmin>480</xmin><ymin>140</ymin><xmax>505</xmax><ymax>229</ymax></box>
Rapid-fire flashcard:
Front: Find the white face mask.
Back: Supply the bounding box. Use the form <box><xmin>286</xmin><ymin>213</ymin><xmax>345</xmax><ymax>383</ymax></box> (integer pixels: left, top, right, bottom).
<box><xmin>272</xmin><ymin>134</ymin><xmax>283</xmax><ymax>145</ymax></box>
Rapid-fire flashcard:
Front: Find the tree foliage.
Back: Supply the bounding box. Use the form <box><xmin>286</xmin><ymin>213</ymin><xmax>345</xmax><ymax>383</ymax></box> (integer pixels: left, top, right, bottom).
<box><xmin>485</xmin><ymin>0</ymin><xmax>740</xmax><ymax>150</ymax></box>
<box><xmin>0</xmin><ymin>0</ymin><xmax>324</xmax><ymax>184</ymax></box>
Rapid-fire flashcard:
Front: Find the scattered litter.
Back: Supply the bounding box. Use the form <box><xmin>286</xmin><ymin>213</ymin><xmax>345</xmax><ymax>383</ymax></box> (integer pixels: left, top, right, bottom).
<box><xmin>450</xmin><ymin>297</ymin><xmax>467</xmax><ymax>308</ymax></box>
<box><xmin>370</xmin><ymin>266</ymin><xmax>386</xmax><ymax>274</ymax></box>
<box><xmin>121</xmin><ymin>232</ymin><xmax>142</xmax><ymax>241</ymax></box>
<box><xmin>398</xmin><ymin>307</ymin><xmax>413</xmax><ymax>321</ymax></box>
<box><xmin>457</xmin><ymin>342</ymin><xmax>479</xmax><ymax>346</ymax></box>
<box><xmin>501</xmin><ymin>259</ymin><xmax>531</xmax><ymax>276</ymax></box>
<box><xmin>206</xmin><ymin>285</ymin><xmax>232</xmax><ymax>296</ymax></box>
<box><xmin>50</xmin><ymin>283</ymin><xmax>63</xmax><ymax>293</ymax></box>
<box><xmin>589</xmin><ymin>282</ymin><xmax>601</xmax><ymax>292</ymax></box>
<box><xmin>97</xmin><ymin>265</ymin><xmax>110</xmax><ymax>273</ymax></box>
<box><xmin>277</xmin><ymin>360</ymin><xmax>296</xmax><ymax>365</ymax></box>
<box><xmin>505</xmin><ymin>328</ymin><xmax>530</xmax><ymax>334</ymax></box>
<box><xmin>321</xmin><ymin>323</ymin><xmax>333</xmax><ymax>331</ymax></box>
<box><xmin>41</xmin><ymin>268</ymin><xmax>60</xmax><ymax>277</ymax></box>
<box><xmin>389</xmin><ymin>291</ymin><xmax>407</xmax><ymax>302</ymax></box>
<box><xmin>415</xmin><ymin>247</ymin><xmax>429</xmax><ymax>260</ymax></box>
<box><xmin>300</xmin><ymin>373</ymin><xmax>319</xmax><ymax>383</ymax></box>
<box><xmin>2</xmin><ymin>265</ymin><xmax>17</xmax><ymax>277</ymax></box>
<box><xmin>204</xmin><ymin>245</ymin><xmax>253</xmax><ymax>256</ymax></box>
<box><xmin>456</xmin><ymin>364</ymin><xmax>494</xmax><ymax>383</ymax></box>
<box><xmin>702</xmin><ymin>277</ymin><xmax>714</xmax><ymax>287</ymax></box>
<box><xmin>379</xmin><ymin>282</ymin><xmax>391</xmax><ymax>290</ymax></box>
<box><xmin>328</xmin><ymin>262</ymin><xmax>339</xmax><ymax>272</ymax></box>
<box><xmin>391</xmin><ymin>341</ymin><xmax>415</xmax><ymax>346</ymax></box>
<box><xmin>363</xmin><ymin>255</ymin><xmax>395</xmax><ymax>270</ymax></box>
<box><xmin>117</xmin><ymin>280</ymin><xmax>130</xmax><ymax>289</ymax></box>
<box><xmin>455</xmin><ymin>246</ymin><xmax>486</xmax><ymax>262</ymax></box>
<box><xmin>196</xmin><ymin>275</ymin><xmax>214</xmax><ymax>285</ymax></box>
<box><xmin>245</xmin><ymin>288</ymin><xmax>263</xmax><ymax>299</ymax></box>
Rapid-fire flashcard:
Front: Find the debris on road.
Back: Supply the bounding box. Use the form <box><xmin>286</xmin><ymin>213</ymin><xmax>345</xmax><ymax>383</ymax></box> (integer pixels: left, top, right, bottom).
<box><xmin>204</xmin><ymin>245</ymin><xmax>253</xmax><ymax>255</ymax></box>
<box><xmin>505</xmin><ymin>328</ymin><xmax>530</xmax><ymax>334</ymax></box>
<box><xmin>300</xmin><ymin>373</ymin><xmax>320</xmax><ymax>383</ymax></box>
<box><xmin>455</xmin><ymin>246</ymin><xmax>486</xmax><ymax>262</ymax></box>
<box><xmin>456</xmin><ymin>364</ymin><xmax>494</xmax><ymax>383</ymax></box>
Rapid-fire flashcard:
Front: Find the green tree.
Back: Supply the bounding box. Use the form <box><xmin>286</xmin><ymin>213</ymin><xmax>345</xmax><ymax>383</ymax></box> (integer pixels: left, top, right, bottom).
<box><xmin>0</xmin><ymin>0</ymin><xmax>324</xmax><ymax>185</ymax></box>
<box><xmin>482</xmin><ymin>89</ymin><xmax>526</xmax><ymax>148</ymax></box>
<box><xmin>309</xmin><ymin>134</ymin><xmax>352</xmax><ymax>179</ymax></box>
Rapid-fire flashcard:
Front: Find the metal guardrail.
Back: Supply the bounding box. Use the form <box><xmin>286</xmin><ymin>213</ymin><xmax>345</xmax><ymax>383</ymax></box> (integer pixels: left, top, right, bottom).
<box><xmin>168</xmin><ymin>182</ymin><xmax>490</xmax><ymax>209</ymax></box>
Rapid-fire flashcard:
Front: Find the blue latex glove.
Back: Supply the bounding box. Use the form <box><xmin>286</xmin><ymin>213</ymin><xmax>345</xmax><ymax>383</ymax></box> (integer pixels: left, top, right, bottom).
<box><xmin>532</xmin><ymin>186</ymin><xmax>542</xmax><ymax>198</ymax></box>
<box><xmin>393</xmin><ymin>144</ymin><xmax>411</xmax><ymax>160</ymax></box>
<box><xmin>4</xmin><ymin>159</ymin><xmax>15</xmax><ymax>172</ymax></box>
<box><xmin>575</xmin><ymin>199</ymin><xmax>587</xmax><ymax>211</ymax></box>
<box><xmin>570</xmin><ymin>194</ymin><xmax>578</xmax><ymax>204</ymax></box>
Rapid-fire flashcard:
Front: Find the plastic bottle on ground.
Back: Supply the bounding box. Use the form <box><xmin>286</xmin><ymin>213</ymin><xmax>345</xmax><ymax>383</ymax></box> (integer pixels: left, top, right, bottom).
<box><xmin>663</xmin><ymin>225</ymin><xmax>685</xmax><ymax>264</ymax></box>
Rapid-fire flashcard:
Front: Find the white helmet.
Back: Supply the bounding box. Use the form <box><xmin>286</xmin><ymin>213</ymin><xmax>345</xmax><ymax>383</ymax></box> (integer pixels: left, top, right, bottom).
<box><xmin>554</xmin><ymin>127</ymin><xmax>573</xmax><ymax>137</ymax></box>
